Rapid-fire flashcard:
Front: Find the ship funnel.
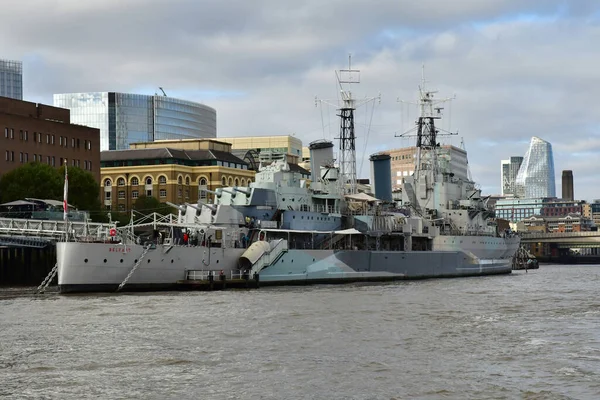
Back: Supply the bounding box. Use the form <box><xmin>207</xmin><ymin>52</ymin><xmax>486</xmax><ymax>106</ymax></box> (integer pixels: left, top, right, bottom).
<box><xmin>309</xmin><ymin>140</ymin><xmax>334</xmax><ymax>182</ymax></box>
<box><xmin>369</xmin><ymin>153</ymin><xmax>392</xmax><ymax>202</ymax></box>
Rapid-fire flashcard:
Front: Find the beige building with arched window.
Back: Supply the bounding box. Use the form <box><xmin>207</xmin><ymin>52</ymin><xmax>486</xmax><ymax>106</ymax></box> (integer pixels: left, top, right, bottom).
<box><xmin>100</xmin><ymin>139</ymin><xmax>255</xmax><ymax>212</ymax></box>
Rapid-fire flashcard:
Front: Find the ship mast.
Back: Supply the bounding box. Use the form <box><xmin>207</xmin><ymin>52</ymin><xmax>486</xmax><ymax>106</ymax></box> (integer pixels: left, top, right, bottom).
<box><xmin>398</xmin><ymin>66</ymin><xmax>456</xmax><ymax>177</ymax></box>
<box><xmin>317</xmin><ymin>55</ymin><xmax>379</xmax><ymax>194</ymax></box>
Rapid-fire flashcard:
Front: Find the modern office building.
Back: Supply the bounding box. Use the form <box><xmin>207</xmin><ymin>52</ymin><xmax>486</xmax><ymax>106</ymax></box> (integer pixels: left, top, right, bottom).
<box><xmin>53</xmin><ymin>92</ymin><xmax>216</xmax><ymax>151</ymax></box>
<box><xmin>0</xmin><ymin>97</ymin><xmax>100</xmax><ymax>181</ymax></box>
<box><xmin>385</xmin><ymin>145</ymin><xmax>469</xmax><ymax>190</ymax></box>
<box><xmin>514</xmin><ymin>136</ymin><xmax>556</xmax><ymax>198</ymax></box>
<box><xmin>562</xmin><ymin>170</ymin><xmax>574</xmax><ymax>201</ymax></box>
<box><xmin>500</xmin><ymin>156</ymin><xmax>523</xmax><ymax>196</ymax></box>
<box><xmin>100</xmin><ymin>139</ymin><xmax>254</xmax><ymax>211</ymax></box>
<box><xmin>494</xmin><ymin>197</ymin><xmax>552</xmax><ymax>223</ymax></box>
<box><xmin>0</xmin><ymin>59</ymin><xmax>23</xmax><ymax>100</ymax></box>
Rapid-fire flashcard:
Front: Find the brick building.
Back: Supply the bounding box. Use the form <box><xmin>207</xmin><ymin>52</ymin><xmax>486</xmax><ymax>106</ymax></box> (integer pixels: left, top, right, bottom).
<box><xmin>0</xmin><ymin>96</ymin><xmax>100</xmax><ymax>182</ymax></box>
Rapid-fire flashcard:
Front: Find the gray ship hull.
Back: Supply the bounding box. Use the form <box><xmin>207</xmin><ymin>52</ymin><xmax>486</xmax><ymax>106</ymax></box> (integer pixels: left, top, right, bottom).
<box><xmin>57</xmin><ymin>242</ymin><xmax>511</xmax><ymax>293</ymax></box>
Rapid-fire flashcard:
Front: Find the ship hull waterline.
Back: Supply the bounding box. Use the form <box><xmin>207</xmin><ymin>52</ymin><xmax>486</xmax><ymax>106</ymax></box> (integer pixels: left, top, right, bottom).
<box><xmin>56</xmin><ymin>242</ymin><xmax>513</xmax><ymax>294</ymax></box>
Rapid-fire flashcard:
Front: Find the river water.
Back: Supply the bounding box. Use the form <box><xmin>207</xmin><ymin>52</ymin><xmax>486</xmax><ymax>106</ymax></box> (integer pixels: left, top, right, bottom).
<box><xmin>1</xmin><ymin>265</ymin><xmax>599</xmax><ymax>400</ymax></box>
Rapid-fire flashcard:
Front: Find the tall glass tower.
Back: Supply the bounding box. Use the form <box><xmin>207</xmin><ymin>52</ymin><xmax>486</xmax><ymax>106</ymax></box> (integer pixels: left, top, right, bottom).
<box><xmin>53</xmin><ymin>92</ymin><xmax>216</xmax><ymax>151</ymax></box>
<box><xmin>0</xmin><ymin>59</ymin><xmax>23</xmax><ymax>100</ymax></box>
<box><xmin>514</xmin><ymin>137</ymin><xmax>556</xmax><ymax>198</ymax></box>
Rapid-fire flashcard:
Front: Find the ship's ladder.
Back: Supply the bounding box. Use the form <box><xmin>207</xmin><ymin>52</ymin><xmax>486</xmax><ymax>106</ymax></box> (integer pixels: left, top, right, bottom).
<box><xmin>36</xmin><ymin>262</ymin><xmax>58</xmax><ymax>294</ymax></box>
<box><xmin>117</xmin><ymin>245</ymin><xmax>151</xmax><ymax>291</ymax></box>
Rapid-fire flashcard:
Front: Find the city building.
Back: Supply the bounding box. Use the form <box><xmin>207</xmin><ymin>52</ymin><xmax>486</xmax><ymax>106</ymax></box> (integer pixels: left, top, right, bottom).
<box><xmin>494</xmin><ymin>197</ymin><xmax>553</xmax><ymax>223</ymax></box>
<box><xmin>0</xmin><ymin>96</ymin><xmax>100</xmax><ymax>181</ymax></box>
<box><xmin>583</xmin><ymin>200</ymin><xmax>600</xmax><ymax>227</ymax></box>
<box><xmin>519</xmin><ymin>214</ymin><xmax>592</xmax><ymax>233</ymax></box>
<box><xmin>514</xmin><ymin>137</ymin><xmax>556</xmax><ymax>198</ymax></box>
<box><xmin>0</xmin><ymin>59</ymin><xmax>22</xmax><ymax>100</ymax></box>
<box><xmin>100</xmin><ymin>139</ymin><xmax>254</xmax><ymax>211</ymax></box>
<box><xmin>385</xmin><ymin>145</ymin><xmax>468</xmax><ymax>190</ymax></box>
<box><xmin>540</xmin><ymin>199</ymin><xmax>583</xmax><ymax>217</ymax></box>
<box><xmin>53</xmin><ymin>92</ymin><xmax>216</xmax><ymax>152</ymax></box>
<box><xmin>500</xmin><ymin>156</ymin><xmax>523</xmax><ymax>197</ymax></box>
<box><xmin>562</xmin><ymin>170</ymin><xmax>574</xmax><ymax>201</ymax></box>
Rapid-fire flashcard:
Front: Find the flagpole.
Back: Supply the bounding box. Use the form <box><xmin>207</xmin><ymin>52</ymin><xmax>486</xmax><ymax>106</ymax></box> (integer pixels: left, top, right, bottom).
<box><xmin>63</xmin><ymin>160</ymin><xmax>69</xmax><ymax>241</ymax></box>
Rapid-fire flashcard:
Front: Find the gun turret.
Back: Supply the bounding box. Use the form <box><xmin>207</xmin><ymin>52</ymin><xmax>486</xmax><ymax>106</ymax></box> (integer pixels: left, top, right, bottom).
<box><xmin>233</xmin><ymin>186</ymin><xmax>252</xmax><ymax>196</ymax></box>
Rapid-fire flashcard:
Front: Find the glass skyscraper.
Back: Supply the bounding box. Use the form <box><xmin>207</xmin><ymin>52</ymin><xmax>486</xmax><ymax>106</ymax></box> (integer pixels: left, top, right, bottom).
<box><xmin>514</xmin><ymin>136</ymin><xmax>556</xmax><ymax>198</ymax></box>
<box><xmin>0</xmin><ymin>59</ymin><xmax>23</xmax><ymax>100</ymax></box>
<box><xmin>53</xmin><ymin>92</ymin><xmax>216</xmax><ymax>151</ymax></box>
<box><xmin>500</xmin><ymin>156</ymin><xmax>523</xmax><ymax>196</ymax></box>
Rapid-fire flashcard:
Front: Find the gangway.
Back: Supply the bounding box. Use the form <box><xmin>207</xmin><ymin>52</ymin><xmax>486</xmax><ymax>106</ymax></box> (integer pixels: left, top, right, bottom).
<box><xmin>249</xmin><ymin>239</ymin><xmax>288</xmax><ymax>276</ymax></box>
<box><xmin>0</xmin><ymin>216</ymin><xmax>115</xmax><ymax>243</ymax></box>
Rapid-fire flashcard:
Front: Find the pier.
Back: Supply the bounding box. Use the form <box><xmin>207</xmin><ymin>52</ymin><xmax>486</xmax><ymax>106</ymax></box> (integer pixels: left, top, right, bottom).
<box><xmin>176</xmin><ymin>270</ymin><xmax>260</xmax><ymax>291</ymax></box>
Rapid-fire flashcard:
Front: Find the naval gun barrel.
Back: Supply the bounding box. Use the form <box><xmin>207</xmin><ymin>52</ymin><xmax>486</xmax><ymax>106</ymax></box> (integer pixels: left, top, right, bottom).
<box><xmin>185</xmin><ymin>202</ymin><xmax>217</xmax><ymax>213</ymax></box>
<box><xmin>233</xmin><ymin>186</ymin><xmax>251</xmax><ymax>196</ymax></box>
<box><xmin>166</xmin><ymin>202</ymin><xmax>186</xmax><ymax>212</ymax></box>
<box><xmin>221</xmin><ymin>188</ymin><xmax>237</xmax><ymax>196</ymax></box>
<box><xmin>201</xmin><ymin>188</ymin><xmax>222</xmax><ymax>197</ymax></box>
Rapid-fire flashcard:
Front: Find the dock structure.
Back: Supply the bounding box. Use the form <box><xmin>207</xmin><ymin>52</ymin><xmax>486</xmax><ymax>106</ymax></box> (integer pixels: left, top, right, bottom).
<box><xmin>176</xmin><ymin>270</ymin><xmax>260</xmax><ymax>291</ymax></box>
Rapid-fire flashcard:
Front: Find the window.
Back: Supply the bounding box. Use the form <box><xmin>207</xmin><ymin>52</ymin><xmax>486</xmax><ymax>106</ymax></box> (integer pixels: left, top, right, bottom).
<box><xmin>5</xmin><ymin>150</ymin><xmax>8</xmax><ymax>161</ymax></box>
<box><xmin>105</xmin><ymin>191</ymin><xmax>111</xmax><ymax>200</ymax></box>
<box><xmin>159</xmin><ymin>176</ymin><xmax>167</xmax><ymax>184</ymax></box>
<box><xmin>104</xmin><ymin>179</ymin><xmax>112</xmax><ymax>187</ymax></box>
<box><xmin>159</xmin><ymin>189</ymin><xmax>167</xmax><ymax>198</ymax></box>
<box><xmin>228</xmin><ymin>177</ymin><xmax>233</xmax><ymax>186</ymax></box>
<box><xmin>185</xmin><ymin>177</ymin><xmax>190</xmax><ymax>185</ymax></box>
<box><xmin>185</xmin><ymin>189</ymin><xmax>189</xmax><ymax>199</ymax></box>
<box><xmin>89</xmin><ymin>161</ymin><xmax>92</xmax><ymax>170</ymax></box>
<box><xmin>10</xmin><ymin>129</ymin><xmax>14</xmax><ymax>139</ymax></box>
<box><xmin>118</xmin><ymin>191</ymin><xmax>125</xmax><ymax>199</ymax></box>
<box><xmin>117</xmin><ymin>178</ymin><xmax>125</xmax><ymax>186</ymax></box>
<box><xmin>132</xmin><ymin>190</ymin><xmax>139</xmax><ymax>199</ymax></box>
<box><xmin>77</xmin><ymin>138</ymin><xmax>80</xmax><ymax>148</ymax></box>
<box><xmin>87</xmin><ymin>141</ymin><xmax>91</xmax><ymax>150</ymax></box>
<box><xmin>145</xmin><ymin>177</ymin><xmax>152</xmax><ymax>185</ymax></box>
<box><xmin>52</xmin><ymin>157</ymin><xmax>55</xmax><ymax>166</ymax></box>
<box><xmin>71</xmin><ymin>138</ymin><xmax>75</xmax><ymax>148</ymax></box>
<box><xmin>46</xmin><ymin>156</ymin><xmax>50</xmax><ymax>164</ymax></box>
<box><xmin>4</xmin><ymin>128</ymin><xmax>7</xmax><ymax>138</ymax></box>
<box><xmin>118</xmin><ymin>204</ymin><xmax>125</xmax><ymax>211</ymax></box>
<box><xmin>222</xmin><ymin>177</ymin><xmax>226</xmax><ymax>185</ymax></box>
<box><xmin>131</xmin><ymin>177</ymin><xmax>139</xmax><ymax>186</ymax></box>
<box><xmin>19</xmin><ymin>152</ymin><xmax>23</xmax><ymax>162</ymax></box>
<box><xmin>24</xmin><ymin>153</ymin><xmax>28</xmax><ymax>162</ymax></box>
<box><xmin>178</xmin><ymin>189</ymin><xmax>182</xmax><ymax>198</ymax></box>
<box><xmin>59</xmin><ymin>136</ymin><xmax>63</xmax><ymax>146</ymax></box>
<box><xmin>177</xmin><ymin>176</ymin><xmax>182</xmax><ymax>185</ymax></box>
<box><xmin>234</xmin><ymin>178</ymin><xmax>239</xmax><ymax>186</ymax></box>
<box><xmin>19</xmin><ymin>130</ymin><xmax>23</xmax><ymax>140</ymax></box>
<box><xmin>51</xmin><ymin>135</ymin><xmax>55</xmax><ymax>145</ymax></box>
<box><xmin>24</xmin><ymin>131</ymin><xmax>27</xmax><ymax>141</ymax></box>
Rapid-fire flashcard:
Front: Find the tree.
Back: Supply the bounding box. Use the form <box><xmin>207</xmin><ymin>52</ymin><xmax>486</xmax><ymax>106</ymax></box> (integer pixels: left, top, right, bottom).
<box><xmin>0</xmin><ymin>163</ymin><xmax>62</xmax><ymax>203</ymax></box>
<box><xmin>58</xmin><ymin>165</ymin><xmax>100</xmax><ymax>212</ymax></box>
<box><xmin>133</xmin><ymin>195</ymin><xmax>175</xmax><ymax>215</ymax></box>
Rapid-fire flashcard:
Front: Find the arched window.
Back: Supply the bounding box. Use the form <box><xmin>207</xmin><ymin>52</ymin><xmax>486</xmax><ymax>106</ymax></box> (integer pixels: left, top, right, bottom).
<box><xmin>104</xmin><ymin>178</ymin><xmax>112</xmax><ymax>187</ymax></box>
<box><xmin>234</xmin><ymin>178</ymin><xmax>239</xmax><ymax>187</ymax></box>
<box><xmin>145</xmin><ymin>177</ymin><xmax>152</xmax><ymax>185</ymax></box>
<box><xmin>199</xmin><ymin>177</ymin><xmax>207</xmax><ymax>186</ymax></box>
<box><xmin>178</xmin><ymin>176</ymin><xmax>182</xmax><ymax>185</ymax></box>
<box><xmin>185</xmin><ymin>177</ymin><xmax>190</xmax><ymax>185</ymax></box>
<box><xmin>222</xmin><ymin>177</ymin><xmax>226</xmax><ymax>186</ymax></box>
<box><xmin>241</xmin><ymin>179</ymin><xmax>246</xmax><ymax>186</ymax></box>
<box><xmin>117</xmin><ymin>178</ymin><xmax>125</xmax><ymax>186</ymax></box>
<box><xmin>228</xmin><ymin>177</ymin><xmax>233</xmax><ymax>186</ymax></box>
<box><xmin>131</xmin><ymin>177</ymin><xmax>139</xmax><ymax>186</ymax></box>
<box><xmin>159</xmin><ymin>176</ymin><xmax>167</xmax><ymax>185</ymax></box>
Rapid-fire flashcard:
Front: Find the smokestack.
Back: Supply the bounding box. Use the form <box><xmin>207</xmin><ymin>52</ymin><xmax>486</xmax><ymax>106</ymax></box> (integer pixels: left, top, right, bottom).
<box><xmin>370</xmin><ymin>153</ymin><xmax>392</xmax><ymax>202</ymax></box>
<box><xmin>562</xmin><ymin>170</ymin><xmax>574</xmax><ymax>201</ymax></box>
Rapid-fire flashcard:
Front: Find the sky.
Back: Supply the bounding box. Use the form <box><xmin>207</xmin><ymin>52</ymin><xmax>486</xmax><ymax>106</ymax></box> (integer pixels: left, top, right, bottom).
<box><xmin>2</xmin><ymin>0</ymin><xmax>599</xmax><ymax>200</ymax></box>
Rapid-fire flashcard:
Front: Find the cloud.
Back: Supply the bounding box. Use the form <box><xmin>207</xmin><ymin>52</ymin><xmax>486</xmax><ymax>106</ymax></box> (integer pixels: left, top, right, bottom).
<box><xmin>2</xmin><ymin>0</ymin><xmax>600</xmax><ymax>199</ymax></box>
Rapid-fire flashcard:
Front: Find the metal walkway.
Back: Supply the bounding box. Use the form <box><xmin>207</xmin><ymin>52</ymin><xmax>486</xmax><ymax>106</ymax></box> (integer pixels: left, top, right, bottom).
<box><xmin>0</xmin><ymin>216</ymin><xmax>115</xmax><ymax>246</ymax></box>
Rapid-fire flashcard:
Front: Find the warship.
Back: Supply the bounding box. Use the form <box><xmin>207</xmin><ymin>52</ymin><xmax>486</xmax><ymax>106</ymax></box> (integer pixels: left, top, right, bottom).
<box><xmin>56</xmin><ymin>68</ymin><xmax>520</xmax><ymax>293</ymax></box>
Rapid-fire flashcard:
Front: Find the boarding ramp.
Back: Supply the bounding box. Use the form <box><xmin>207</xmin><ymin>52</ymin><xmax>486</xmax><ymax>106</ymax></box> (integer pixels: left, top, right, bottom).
<box><xmin>0</xmin><ymin>216</ymin><xmax>115</xmax><ymax>244</ymax></box>
<box><xmin>240</xmin><ymin>239</ymin><xmax>288</xmax><ymax>275</ymax></box>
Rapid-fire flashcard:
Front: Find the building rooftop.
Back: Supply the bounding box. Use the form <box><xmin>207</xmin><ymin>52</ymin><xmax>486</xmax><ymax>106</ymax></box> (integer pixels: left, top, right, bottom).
<box><xmin>100</xmin><ymin>147</ymin><xmax>246</xmax><ymax>165</ymax></box>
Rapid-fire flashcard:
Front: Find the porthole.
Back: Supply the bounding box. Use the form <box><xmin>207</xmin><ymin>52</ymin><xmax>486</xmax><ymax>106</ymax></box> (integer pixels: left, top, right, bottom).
<box><xmin>120</xmin><ymin>259</ymin><xmax>123</xmax><ymax>263</ymax></box>
<box><xmin>171</xmin><ymin>260</ymin><xmax>174</xmax><ymax>263</ymax></box>
<box><xmin>147</xmin><ymin>259</ymin><xmax>151</xmax><ymax>263</ymax></box>
<box><xmin>84</xmin><ymin>258</ymin><xmax>88</xmax><ymax>263</ymax></box>
<box><xmin>216</xmin><ymin>260</ymin><xmax>219</xmax><ymax>264</ymax></box>
<box><xmin>103</xmin><ymin>259</ymin><xmax>107</xmax><ymax>263</ymax></box>
<box><xmin>134</xmin><ymin>259</ymin><xmax>138</xmax><ymax>263</ymax></box>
